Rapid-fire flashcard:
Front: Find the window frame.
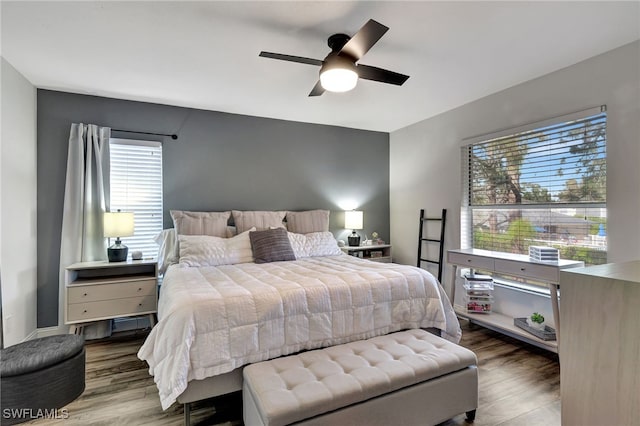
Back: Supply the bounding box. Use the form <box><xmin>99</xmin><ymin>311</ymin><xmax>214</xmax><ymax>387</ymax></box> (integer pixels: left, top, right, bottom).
<box><xmin>460</xmin><ymin>106</ymin><xmax>607</xmax><ymax>287</ymax></box>
<box><xmin>109</xmin><ymin>138</ymin><xmax>163</xmax><ymax>259</ymax></box>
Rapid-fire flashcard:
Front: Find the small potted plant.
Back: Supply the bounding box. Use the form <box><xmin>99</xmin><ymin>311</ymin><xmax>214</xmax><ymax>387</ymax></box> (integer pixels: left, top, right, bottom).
<box><xmin>527</xmin><ymin>312</ymin><xmax>545</xmax><ymax>330</ymax></box>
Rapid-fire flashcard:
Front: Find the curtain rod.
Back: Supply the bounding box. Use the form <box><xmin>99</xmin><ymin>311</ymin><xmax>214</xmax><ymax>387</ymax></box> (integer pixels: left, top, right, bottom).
<box><xmin>111</xmin><ymin>128</ymin><xmax>178</xmax><ymax>140</ymax></box>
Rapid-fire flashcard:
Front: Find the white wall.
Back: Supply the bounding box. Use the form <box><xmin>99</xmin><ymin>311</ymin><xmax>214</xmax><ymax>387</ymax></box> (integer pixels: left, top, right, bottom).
<box><xmin>390</xmin><ymin>41</ymin><xmax>640</xmax><ymax>315</ymax></box>
<box><xmin>1</xmin><ymin>57</ymin><xmax>38</xmax><ymax>346</ymax></box>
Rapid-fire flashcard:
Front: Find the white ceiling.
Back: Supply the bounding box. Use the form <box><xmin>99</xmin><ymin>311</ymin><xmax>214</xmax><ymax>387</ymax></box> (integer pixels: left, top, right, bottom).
<box><xmin>2</xmin><ymin>1</ymin><xmax>638</xmax><ymax>132</ymax></box>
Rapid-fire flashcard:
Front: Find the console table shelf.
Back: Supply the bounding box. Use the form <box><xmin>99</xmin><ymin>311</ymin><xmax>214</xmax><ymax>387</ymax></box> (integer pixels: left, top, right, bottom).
<box><xmin>455</xmin><ymin>309</ymin><xmax>558</xmax><ymax>353</ymax></box>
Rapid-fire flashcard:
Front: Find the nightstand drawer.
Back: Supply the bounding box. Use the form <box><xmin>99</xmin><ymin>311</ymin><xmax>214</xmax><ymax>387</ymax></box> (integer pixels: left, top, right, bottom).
<box><xmin>448</xmin><ymin>252</ymin><xmax>495</xmax><ymax>270</ymax></box>
<box><xmin>67</xmin><ymin>295</ymin><xmax>156</xmax><ymax>322</ymax></box>
<box><xmin>494</xmin><ymin>259</ymin><xmax>558</xmax><ymax>282</ymax></box>
<box><xmin>68</xmin><ymin>279</ymin><xmax>156</xmax><ymax>303</ymax></box>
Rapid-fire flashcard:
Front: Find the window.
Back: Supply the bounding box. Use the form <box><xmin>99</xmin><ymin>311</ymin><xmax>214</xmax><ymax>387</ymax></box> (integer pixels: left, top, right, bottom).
<box><xmin>462</xmin><ymin>106</ymin><xmax>607</xmax><ymax>278</ymax></box>
<box><xmin>109</xmin><ymin>139</ymin><xmax>163</xmax><ymax>258</ymax></box>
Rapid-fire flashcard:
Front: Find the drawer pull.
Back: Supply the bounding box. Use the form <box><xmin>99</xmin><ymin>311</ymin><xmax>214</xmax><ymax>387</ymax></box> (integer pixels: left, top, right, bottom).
<box><xmin>138</xmin><ymin>288</ymin><xmax>142</xmax><ymax>292</ymax></box>
<box><xmin>467</xmin><ymin>259</ymin><xmax>472</xmax><ymax>263</ymax></box>
<box><xmin>138</xmin><ymin>303</ymin><xmax>143</xmax><ymax>307</ymax></box>
<box><xmin>520</xmin><ymin>267</ymin><xmax>526</xmax><ymax>271</ymax></box>
<box><xmin>83</xmin><ymin>293</ymin><xmax>88</xmax><ymax>297</ymax></box>
<box><xmin>83</xmin><ymin>310</ymin><xmax>87</xmax><ymax>313</ymax></box>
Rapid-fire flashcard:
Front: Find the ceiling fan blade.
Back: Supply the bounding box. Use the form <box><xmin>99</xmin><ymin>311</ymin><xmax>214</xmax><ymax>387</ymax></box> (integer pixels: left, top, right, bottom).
<box><xmin>339</xmin><ymin>19</ymin><xmax>389</xmax><ymax>61</ymax></box>
<box><xmin>259</xmin><ymin>51</ymin><xmax>323</xmax><ymax>67</ymax></box>
<box><xmin>308</xmin><ymin>80</ymin><xmax>325</xmax><ymax>97</ymax></box>
<box><xmin>356</xmin><ymin>64</ymin><xmax>409</xmax><ymax>86</ymax></box>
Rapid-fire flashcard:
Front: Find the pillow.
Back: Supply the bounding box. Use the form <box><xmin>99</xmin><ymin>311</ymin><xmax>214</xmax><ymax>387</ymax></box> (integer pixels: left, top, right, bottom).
<box><xmin>226</xmin><ymin>226</ymin><xmax>237</xmax><ymax>238</ymax></box>
<box><xmin>170</xmin><ymin>210</ymin><xmax>230</xmax><ymax>237</ymax></box>
<box><xmin>178</xmin><ymin>228</ymin><xmax>255</xmax><ymax>267</ymax></box>
<box><xmin>232</xmin><ymin>210</ymin><xmax>286</xmax><ymax>233</ymax></box>
<box><xmin>153</xmin><ymin>229</ymin><xmax>179</xmax><ymax>275</ymax></box>
<box><xmin>249</xmin><ymin>227</ymin><xmax>296</xmax><ymax>264</ymax></box>
<box><xmin>286</xmin><ymin>210</ymin><xmax>330</xmax><ymax>234</ymax></box>
<box><xmin>288</xmin><ymin>231</ymin><xmax>343</xmax><ymax>259</ymax></box>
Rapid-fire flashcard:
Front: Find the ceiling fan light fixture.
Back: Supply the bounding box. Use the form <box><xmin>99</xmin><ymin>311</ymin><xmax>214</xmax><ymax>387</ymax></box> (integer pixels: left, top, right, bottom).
<box><xmin>319</xmin><ymin>56</ymin><xmax>358</xmax><ymax>93</ymax></box>
<box><xmin>260</xmin><ymin>19</ymin><xmax>409</xmax><ymax>96</ymax></box>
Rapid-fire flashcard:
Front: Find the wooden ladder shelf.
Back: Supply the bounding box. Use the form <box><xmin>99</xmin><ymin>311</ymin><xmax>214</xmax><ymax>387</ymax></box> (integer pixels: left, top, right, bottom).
<box><xmin>417</xmin><ymin>209</ymin><xmax>447</xmax><ymax>282</ymax></box>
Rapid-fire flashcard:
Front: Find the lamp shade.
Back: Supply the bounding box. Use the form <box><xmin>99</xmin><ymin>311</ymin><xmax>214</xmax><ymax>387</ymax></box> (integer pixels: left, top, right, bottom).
<box><xmin>104</xmin><ymin>211</ymin><xmax>134</xmax><ymax>238</ymax></box>
<box><xmin>320</xmin><ymin>55</ymin><xmax>358</xmax><ymax>93</ymax></box>
<box><xmin>345</xmin><ymin>210</ymin><xmax>363</xmax><ymax>230</ymax></box>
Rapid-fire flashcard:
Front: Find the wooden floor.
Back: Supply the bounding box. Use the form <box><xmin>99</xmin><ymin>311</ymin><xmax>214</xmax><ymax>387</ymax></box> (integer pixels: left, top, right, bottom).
<box><xmin>29</xmin><ymin>320</ymin><xmax>560</xmax><ymax>426</ymax></box>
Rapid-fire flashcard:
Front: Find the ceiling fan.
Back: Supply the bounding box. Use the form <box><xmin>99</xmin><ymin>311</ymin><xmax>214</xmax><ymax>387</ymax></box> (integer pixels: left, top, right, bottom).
<box><xmin>259</xmin><ymin>19</ymin><xmax>410</xmax><ymax>97</ymax></box>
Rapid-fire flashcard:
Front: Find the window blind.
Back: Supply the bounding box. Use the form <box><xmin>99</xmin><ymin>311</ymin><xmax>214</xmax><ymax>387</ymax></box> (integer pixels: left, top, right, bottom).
<box><xmin>109</xmin><ymin>139</ymin><xmax>163</xmax><ymax>258</ymax></box>
<box><xmin>461</xmin><ymin>107</ymin><xmax>607</xmax><ymax>268</ymax></box>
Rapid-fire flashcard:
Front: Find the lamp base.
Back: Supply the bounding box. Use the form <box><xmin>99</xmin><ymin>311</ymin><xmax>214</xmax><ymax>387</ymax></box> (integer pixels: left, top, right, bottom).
<box><xmin>348</xmin><ymin>232</ymin><xmax>361</xmax><ymax>247</ymax></box>
<box><xmin>107</xmin><ymin>242</ymin><xmax>128</xmax><ymax>262</ymax></box>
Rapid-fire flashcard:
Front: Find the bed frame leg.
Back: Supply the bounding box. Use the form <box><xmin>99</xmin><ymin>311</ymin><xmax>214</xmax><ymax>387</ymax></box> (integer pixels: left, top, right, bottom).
<box><xmin>183</xmin><ymin>402</ymin><xmax>191</xmax><ymax>426</ymax></box>
<box><xmin>465</xmin><ymin>409</ymin><xmax>476</xmax><ymax>422</ymax></box>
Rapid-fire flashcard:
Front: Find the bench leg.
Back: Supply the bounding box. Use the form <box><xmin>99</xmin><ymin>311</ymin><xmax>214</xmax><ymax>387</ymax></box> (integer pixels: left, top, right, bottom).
<box><xmin>465</xmin><ymin>409</ymin><xmax>476</xmax><ymax>422</ymax></box>
<box><xmin>184</xmin><ymin>402</ymin><xmax>191</xmax><ymax>426</ymax></box>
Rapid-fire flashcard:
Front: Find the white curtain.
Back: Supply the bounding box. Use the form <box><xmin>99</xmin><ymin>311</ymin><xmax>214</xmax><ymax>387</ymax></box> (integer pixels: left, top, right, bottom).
<box><xmin>58</xmin><ymin>123</ymin><xmax>111</xmax><ymax>337</ymax></box>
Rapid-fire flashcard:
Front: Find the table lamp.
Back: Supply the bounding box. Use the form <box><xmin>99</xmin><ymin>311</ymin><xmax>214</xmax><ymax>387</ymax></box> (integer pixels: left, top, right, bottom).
<box><xmin>104</xmin><ymin>210</ymin><xmax>134</xmax><ymax>262</ymax></box>
<box><xmin>345</xmin><ymin>210</ymin><xmax>363</xmax><ymax>247</ymax></box>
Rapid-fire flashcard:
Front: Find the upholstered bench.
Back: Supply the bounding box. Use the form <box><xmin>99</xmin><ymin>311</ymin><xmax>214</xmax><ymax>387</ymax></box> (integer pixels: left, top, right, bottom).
<box><xmin>243</xmin><ymin>329</ymin><xmax>478</xmax><ymax>426</ymax></box>
<box><xmin>0</xmin><ymin>335</ymin><xmax>85</xmax><ymax>425</ymax></box>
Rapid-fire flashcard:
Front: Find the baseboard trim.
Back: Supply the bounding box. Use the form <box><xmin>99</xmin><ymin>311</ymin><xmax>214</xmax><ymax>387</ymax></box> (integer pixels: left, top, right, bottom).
<box><xmin>37</xmin><ymin>325</ymin><xmax>68</xmax><ymax>338</ymax></box>
<box><xmin>20</xmin><ymin>329</ymin><xmax>38</xmax><ymax>342</ymax></box>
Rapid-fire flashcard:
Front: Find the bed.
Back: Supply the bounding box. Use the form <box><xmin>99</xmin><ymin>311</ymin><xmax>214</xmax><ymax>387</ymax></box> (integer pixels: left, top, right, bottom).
<box><xmin>137</xmin><ymin>210</ymin><xmax>461</xmax><ymax>412</ymax></box>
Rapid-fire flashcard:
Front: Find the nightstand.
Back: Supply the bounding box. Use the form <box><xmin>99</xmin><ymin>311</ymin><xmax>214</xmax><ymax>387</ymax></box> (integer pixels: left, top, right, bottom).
<box><xmin>340</xmin><ymin>244</ymin><xmax>392</xmax><ymax>263</ymax></box>
<box><xmin>65</xmin><ymin>259</ymin><xmax>158</xmax><ymax>334</ymax></box>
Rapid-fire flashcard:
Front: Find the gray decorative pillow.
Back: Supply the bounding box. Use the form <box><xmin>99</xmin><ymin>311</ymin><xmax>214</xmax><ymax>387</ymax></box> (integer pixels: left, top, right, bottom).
<box><xmin>249</xmin><ymin>227</ymin><xmax>296</xmax><ymax>264</ymax></box>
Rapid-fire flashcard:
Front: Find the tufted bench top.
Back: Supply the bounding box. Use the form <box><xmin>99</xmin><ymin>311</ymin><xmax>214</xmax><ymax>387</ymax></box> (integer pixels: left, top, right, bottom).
<box><xmin>243</xmin><ymin>329</ymin><xmax>477</xmax><ymax>426</ymax></box>
<box><xmin>0</xmin><ymin>335</ymin><xmax>85</xmax><ymax>377</ymax></box>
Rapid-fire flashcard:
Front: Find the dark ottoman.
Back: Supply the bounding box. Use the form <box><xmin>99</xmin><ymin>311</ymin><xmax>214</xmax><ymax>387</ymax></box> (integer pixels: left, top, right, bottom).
<box><xmin>1</xmin><ymin>335</ymin><xmax>85</xmax><ymax>425</ymax></box>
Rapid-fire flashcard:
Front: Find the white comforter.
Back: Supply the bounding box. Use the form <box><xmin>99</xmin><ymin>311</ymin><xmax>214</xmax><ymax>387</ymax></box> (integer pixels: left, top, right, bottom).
<box><xmin>138</xmin><ymin>255</ymin><xmax>461</xmax><ymax>409</ymax></box>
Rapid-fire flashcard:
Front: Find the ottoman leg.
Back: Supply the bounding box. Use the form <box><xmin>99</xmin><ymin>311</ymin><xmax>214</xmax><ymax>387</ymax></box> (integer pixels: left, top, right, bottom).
<box><xmin>466</xmin><ymin>409</ymin><xmax>476</xmax><ymax>422</ymax></box>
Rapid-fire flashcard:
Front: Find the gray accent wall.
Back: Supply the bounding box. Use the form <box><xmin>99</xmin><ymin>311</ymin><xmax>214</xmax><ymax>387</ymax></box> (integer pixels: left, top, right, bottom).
<box><xmin>37</xmin><ymin>90</ymin><xmax>389</xmax><ymax>328</ymax></box>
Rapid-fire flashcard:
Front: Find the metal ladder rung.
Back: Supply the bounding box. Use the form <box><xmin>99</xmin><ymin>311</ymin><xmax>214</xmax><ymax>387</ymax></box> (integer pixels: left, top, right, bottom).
<box><xmin>419</xmin><ymin>258</ymin><xmax>440</xmax><ymax>264</ymax></box>
<box><xmin>421</xmin><ymin>238</ymin><xmax>441</xmax><ymax>243</ymax></box>
<box><xmin>421</xmin><ymin>218</ymin><xmax>443</xmax><ymax>221</ymax></box>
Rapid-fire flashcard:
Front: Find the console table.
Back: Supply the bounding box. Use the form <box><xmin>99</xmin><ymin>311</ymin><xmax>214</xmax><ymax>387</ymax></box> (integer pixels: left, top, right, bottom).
<box><xmin>447</xmin><ymin>248</ymin><xmax>583</xmax><ymax>352</ymax></box>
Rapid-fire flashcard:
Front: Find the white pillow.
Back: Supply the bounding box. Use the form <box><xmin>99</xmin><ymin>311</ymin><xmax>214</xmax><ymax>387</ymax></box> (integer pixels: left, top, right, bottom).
<box><xmin>178</xmin><ymin>228</ymin><xmax>255</xmax><ymax>267</ymax></box>
<box><xmin>153</xmin><ymin>226</ymin><xmax>237</xmax><ymax>275</ymax></box>
<box><xmin>154</xmin><ymin>229</ymin><xmax>179</xmax><ymax>275</ymax></box>
<box><xmin>287</xmin><ymin>231</ymin><xmax>343</xmax><ymax>259</ymax></box>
